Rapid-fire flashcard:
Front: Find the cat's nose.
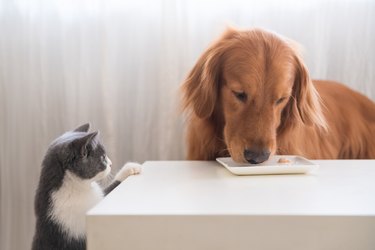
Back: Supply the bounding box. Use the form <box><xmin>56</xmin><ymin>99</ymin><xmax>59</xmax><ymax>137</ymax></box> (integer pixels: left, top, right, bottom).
<box><xmin>106</xmin><ymin>156</ymin><xmax>112</xmax><ymax>166</ymax></box>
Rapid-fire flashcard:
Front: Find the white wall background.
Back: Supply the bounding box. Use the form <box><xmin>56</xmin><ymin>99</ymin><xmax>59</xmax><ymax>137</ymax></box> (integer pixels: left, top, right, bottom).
<box><xmin>1</xmin><ymin>0</ymin><xmax>374</xmax><ymax>249</ymax></box>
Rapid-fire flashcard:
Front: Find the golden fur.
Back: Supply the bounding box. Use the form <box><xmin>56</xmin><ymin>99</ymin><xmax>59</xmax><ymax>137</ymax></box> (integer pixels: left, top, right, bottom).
<box><xmin>182</xmin><ymin>28</ymin><xmax>375</xmax><ymax>163</ymax></box>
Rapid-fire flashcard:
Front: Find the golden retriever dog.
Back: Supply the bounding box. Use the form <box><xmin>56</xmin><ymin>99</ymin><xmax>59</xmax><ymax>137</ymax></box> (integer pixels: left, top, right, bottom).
<box><xmin>182</xmin><ymin>28</ymin><xmax>375</xmax><ymax>163</ymax></box>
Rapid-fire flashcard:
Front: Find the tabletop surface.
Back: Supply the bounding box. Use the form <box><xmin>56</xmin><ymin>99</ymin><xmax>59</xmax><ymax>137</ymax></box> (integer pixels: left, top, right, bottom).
<box><xmin>88</xmin><ymin>160</ymin><xmax>375</xmax><ymax>216</ymax></box>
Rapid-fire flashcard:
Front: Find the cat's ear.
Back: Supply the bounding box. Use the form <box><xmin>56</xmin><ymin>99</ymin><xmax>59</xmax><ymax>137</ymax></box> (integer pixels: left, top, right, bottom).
<box><xmin>73</xmin><ymin>123</ymin><xmax>90</xmax><ymax>132</ymax></box>
<box><xmin>72</xmin><ymin>131</ymin><xmax>99</xmax><ymax>157</ymax></box>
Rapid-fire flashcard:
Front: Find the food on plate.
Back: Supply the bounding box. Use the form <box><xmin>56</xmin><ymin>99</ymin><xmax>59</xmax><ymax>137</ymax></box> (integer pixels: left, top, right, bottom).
<box><xmin>277</xmin><ymin>157</ymin><xmax>291</xmax><ymax>164</ymax></box>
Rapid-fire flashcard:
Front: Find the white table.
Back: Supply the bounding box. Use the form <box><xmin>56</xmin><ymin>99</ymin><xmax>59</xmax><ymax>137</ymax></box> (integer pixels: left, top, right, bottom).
<box><xmin>87</xmin><ymin>160</ymin><xmax>375</xmax><ymax>250</ymax></box>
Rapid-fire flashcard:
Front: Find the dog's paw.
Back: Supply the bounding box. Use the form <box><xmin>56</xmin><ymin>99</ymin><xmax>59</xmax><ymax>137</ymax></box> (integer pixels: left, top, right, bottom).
<box><xmin>114</xmin><ymin>162</ymin><xmax>142</xmax><ymax>182</ymax></box>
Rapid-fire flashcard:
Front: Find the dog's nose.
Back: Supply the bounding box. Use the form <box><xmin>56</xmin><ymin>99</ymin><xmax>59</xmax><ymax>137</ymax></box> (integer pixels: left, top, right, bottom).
<box><xmin>244</xmin><ymin>148</ymin><xmax>271</xmax><ymax>164</ymax></box>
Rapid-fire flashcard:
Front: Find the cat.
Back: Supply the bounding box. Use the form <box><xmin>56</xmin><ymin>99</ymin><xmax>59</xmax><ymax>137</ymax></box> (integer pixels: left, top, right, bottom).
<box><xmin>32</xmin><ymin>123</ymin><xmax>141</xmax><ymax>250</ymax></box>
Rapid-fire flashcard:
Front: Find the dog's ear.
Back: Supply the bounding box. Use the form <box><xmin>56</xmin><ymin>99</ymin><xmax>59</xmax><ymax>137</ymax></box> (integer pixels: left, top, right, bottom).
<box><xmin>281</xmin><ymin>51</ymin><xmax>327</xmax><ymax>131</ymax></box>
<box><xmin>182</xmin><ymin>29</ymin><xmax>236</xmax><ymax>119</ymax></box>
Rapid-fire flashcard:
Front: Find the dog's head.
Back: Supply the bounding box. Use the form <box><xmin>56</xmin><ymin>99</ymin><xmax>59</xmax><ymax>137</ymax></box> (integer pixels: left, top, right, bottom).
<box><xmin>182</xmin><ymin>28</ymin><xmax>326</xmax><ymax>163</ymax></box>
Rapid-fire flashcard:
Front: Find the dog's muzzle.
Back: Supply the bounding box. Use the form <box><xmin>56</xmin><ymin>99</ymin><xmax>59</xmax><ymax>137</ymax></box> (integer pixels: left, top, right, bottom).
<box><xmin>244</xmin><ymin>148</ymin><xmax>271</xmax><ymax>164</ymax></box>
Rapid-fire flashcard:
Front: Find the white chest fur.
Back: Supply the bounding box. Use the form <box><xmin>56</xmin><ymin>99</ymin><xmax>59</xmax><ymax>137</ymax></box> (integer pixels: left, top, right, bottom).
<box><xmin>49</xmin><ymin>171</ymin><xmax>104</xmax><ymax>239</ymax></box>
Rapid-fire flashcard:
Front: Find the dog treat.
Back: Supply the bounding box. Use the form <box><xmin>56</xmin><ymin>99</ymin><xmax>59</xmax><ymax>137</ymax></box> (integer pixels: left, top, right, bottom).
<box><xmin>278</xmin><ymin>157</ymin><xmax>291</xmax><ymax>164</ymax></box>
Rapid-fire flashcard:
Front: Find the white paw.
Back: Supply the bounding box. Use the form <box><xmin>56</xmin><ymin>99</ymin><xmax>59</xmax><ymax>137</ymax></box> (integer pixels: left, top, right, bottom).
<box><xmin>114</xmin><ymin>162</ymin><xmax>142</xmax><ymax>182</ymax></box>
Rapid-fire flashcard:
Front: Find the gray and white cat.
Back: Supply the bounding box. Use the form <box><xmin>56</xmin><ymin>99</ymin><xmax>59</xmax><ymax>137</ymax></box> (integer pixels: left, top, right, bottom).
<box><xmin>32</xmin><ymin>123</ymin><xmax>141</xmax><ymax>250</ymax></box>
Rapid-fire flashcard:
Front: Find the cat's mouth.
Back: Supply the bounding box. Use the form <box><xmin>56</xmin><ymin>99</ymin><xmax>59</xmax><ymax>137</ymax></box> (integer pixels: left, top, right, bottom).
<box><xmin>92</xmin><ymin>165</ymin><xmax>111</xmax><ymax>181</ymax></box>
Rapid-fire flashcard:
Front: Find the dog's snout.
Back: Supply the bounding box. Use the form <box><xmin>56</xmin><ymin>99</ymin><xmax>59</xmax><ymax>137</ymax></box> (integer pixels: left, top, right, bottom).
<box><xmin>243</xmin><ymin>148</ymin><xmax>271</xmax><ymax>164</ymax></box>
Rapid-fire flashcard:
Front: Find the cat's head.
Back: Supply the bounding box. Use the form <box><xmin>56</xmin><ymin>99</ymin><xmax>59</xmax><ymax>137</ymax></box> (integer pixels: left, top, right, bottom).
<box><xmin>47</xmin><ymin>123</ymin><xmax>112</xmax><ymax>181</ymax></box>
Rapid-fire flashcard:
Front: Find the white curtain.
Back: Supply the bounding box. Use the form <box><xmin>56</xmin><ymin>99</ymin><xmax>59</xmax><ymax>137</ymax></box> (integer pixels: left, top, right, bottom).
<box><xmin>1</xmin><ymin>0</ymin><xmax>374</xmax><ymax>249</ymax></box>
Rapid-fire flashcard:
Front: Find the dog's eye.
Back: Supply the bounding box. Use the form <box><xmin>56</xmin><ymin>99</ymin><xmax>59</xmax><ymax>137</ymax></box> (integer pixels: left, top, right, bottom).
<box><xmin>276</xmin><ymin>97</ymin><xmax>287</xmax><ymax>105</ymax></box>
<box><xmin>232</xmin><ymin>91</ymin><xmax>247</xmax><ymax>102</ymax></box>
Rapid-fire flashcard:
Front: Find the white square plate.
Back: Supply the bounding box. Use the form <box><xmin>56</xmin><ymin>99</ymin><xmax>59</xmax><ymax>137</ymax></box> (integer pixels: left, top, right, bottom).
<box><xmin>216</xmin><ymin>155</ymin><xmax>319</xmax><ymax>175</ymax></box>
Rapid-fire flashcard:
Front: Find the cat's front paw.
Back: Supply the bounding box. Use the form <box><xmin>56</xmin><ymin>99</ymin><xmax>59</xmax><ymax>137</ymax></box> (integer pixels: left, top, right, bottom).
<box><xmin>114</xmin><ymin>162</ymin><xmax>142</xmax><ymax>182</ymax></box>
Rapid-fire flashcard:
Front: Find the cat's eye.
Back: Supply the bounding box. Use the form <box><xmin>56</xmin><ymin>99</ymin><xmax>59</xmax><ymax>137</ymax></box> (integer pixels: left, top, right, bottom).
<box><xmin>232</xmin><ymin>91</ymin><xmax>247</xmax><ymax>102</ymax></box>
<box><xmin>101</xmin><ymin>155</ymin><xmax>106</xmax><ymax>162</ymax></box>
<box><xmin>276</xmin><ymin>97</ymin><xmax>287</xmax><ymax>105</ymax></box>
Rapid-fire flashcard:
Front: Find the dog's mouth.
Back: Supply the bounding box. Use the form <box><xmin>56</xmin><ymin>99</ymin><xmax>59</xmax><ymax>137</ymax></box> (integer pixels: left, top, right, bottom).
<box><xmin>243</xmin><ymin>149</ymin><xmax>271</xmax><ymax>164</ymax></box>
<box><xmin>227</xmin><ymin>142</ymin><xmax>272</xmax><ymax>164</ymax></box>
<box><xmin>225</xmin><ymin>133</ymin><xmax>275</xmax><ymax>164</ymax></box>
